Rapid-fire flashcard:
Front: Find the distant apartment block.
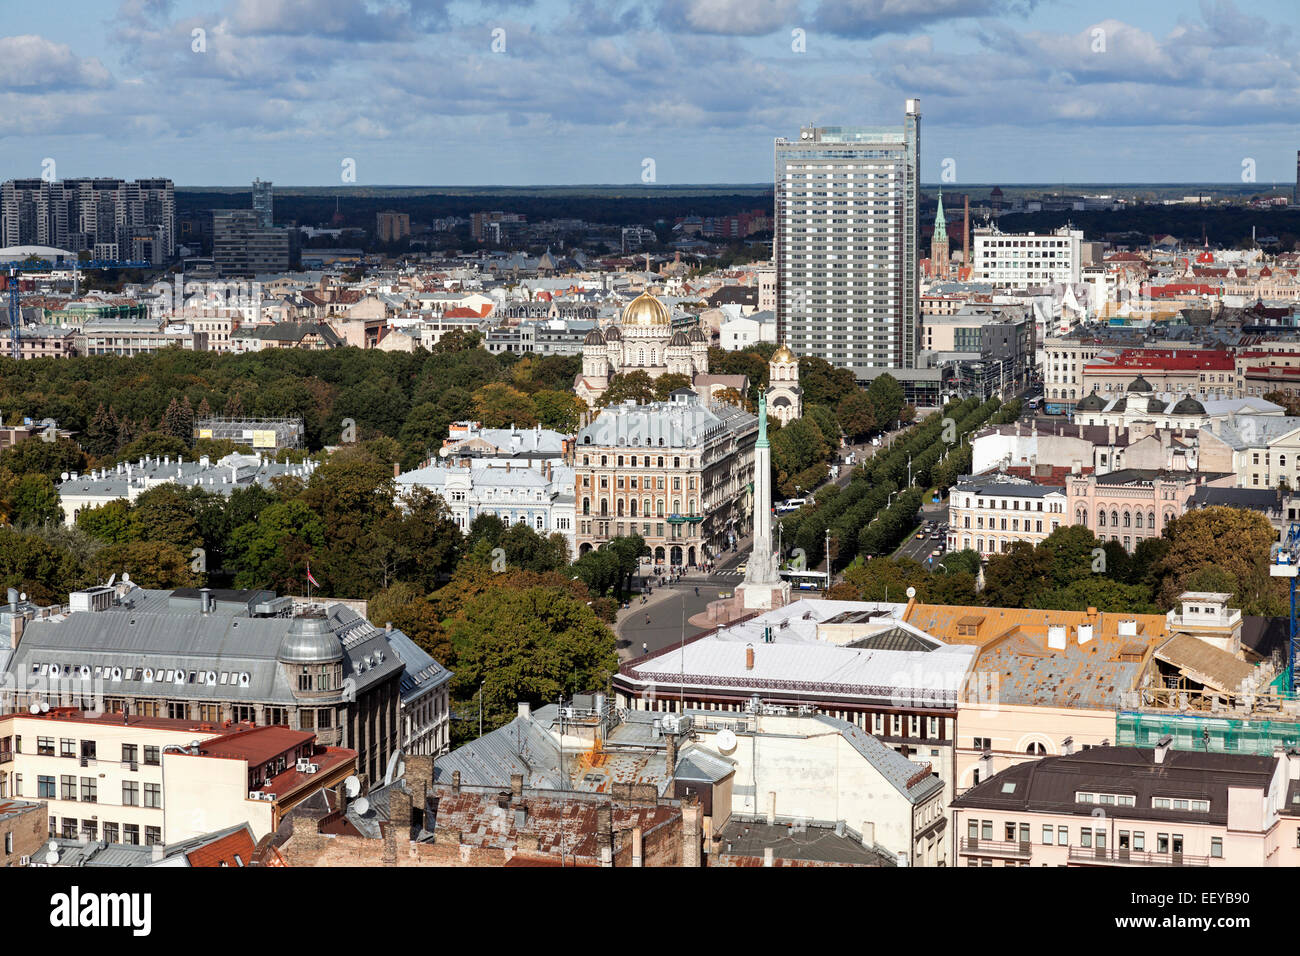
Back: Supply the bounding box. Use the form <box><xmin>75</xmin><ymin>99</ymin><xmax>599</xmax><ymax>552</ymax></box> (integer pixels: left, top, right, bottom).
<box><xmin>2</xmin><ymin>177</ymin><xmax>175</xmax><ymax>263</ymax></box>
<box><xmin>971</xmin><ymin>225</ymin><xmax>1082</xmax><ymax>290</ymax></box>
<box><xmin>213</xmin><ymin>209</ymin><xmax>294</xmax><ymax>276</ymax></box>
<box><xmin>251</xmin><ymin>178</ymin><xmax>274</xmax><ymax>229</ymax></box>
<box><xmin>376</xmin><ymin>211</ymin><xmax>410</xmax><ymax>243</ymax></box>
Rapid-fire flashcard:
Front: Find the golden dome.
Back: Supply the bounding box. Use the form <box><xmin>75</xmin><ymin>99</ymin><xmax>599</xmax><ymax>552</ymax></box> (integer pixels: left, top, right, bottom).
<box><xmin>621</xmin><ymin>291</ymin><xmax>671</xmax><ymax>326</ymax></box>
<box><xmin>771</xmin><ymin>344</ymin><xmax>796</xmax><ymax>363</ymax></box>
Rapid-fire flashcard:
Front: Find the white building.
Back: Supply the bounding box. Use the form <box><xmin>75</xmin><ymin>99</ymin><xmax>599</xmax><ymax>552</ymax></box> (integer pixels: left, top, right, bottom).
<box><xmin>972</xmin><ymin>225</ymin><xmax>1082</xmax><ymax>290</ymax></box>
<box><xmin>720</xmin><ymin>309</ymin><xmax>777</xmax><ymax>351</ymax></box>
<box><xmin>57</xmin><ymin>453</ymin><xmax>319</xmax><ymax>526</ymax></box>
<box><xmin>948</xmin><ymin>478</ymin><xmax>1067</xmax><ymax>555</ymax></box>
<box><xmin>395</xmin><ymin>459</ymin><xmax>577</xmax><ymax>556</ymax></box>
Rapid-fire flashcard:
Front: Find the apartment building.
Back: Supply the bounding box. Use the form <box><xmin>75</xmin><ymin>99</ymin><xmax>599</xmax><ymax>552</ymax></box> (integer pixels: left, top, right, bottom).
<box><xmin>1066</xmin><ymin>469</ymin><xmax>1211</xmax><ymax>551</ymax></box>
<box><xmin>774</xmin><ymin>101</ymin><xmax>921</xmax><ymax>373</ymax></box>
<box><xmin>971</xmin><ymin>225</ymin><xmax>1082</xmax><ymax>290</ymax></box>
<box><xmin>2</xmin><ymin>584</ymin><xmax>445</xmax><ymax>784</ymax></box>
<box><xmin>1082</xmin><ymin>349</ymin><xmax>1237</xmax><ymax>398</ymax></box>
<box><xmin>2</xmin><ymin>177</ymin><xmax>175</xmax><ymax>262</ymax></box>
<box><xmin>947</xmin><ymin>478</ymin><xmax>1066</xmax><ymax>555</ymax></box>
<box><xmin>951</xmin><ymin>745</ymin><xmax>1300</xmax><ymax>867</ymax></box>
<box><xmin>1199</xmin><ymin>415</ymin><xmax>1300</xmax><ymax>489</ymax></box>
<box><xmin>0</xmin><ymin>709</ymin><xmax>228</xmax><ymax>846</ymax></box>
<box><xmin>574</xmin><ymin>391</ymin><xmax>756</xmax><ymax>567</ymax></box>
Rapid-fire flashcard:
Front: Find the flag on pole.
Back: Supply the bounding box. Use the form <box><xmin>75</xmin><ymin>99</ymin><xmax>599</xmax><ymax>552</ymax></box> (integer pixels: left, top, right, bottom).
<box><xmin>306</xmin><ymin>563</ymin><xmax>320</xmax><ymax>588</ymax></box>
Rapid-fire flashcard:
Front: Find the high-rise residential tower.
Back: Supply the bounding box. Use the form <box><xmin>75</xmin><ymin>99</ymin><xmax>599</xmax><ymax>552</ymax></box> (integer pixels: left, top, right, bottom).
<box><xmin>252</xmin><ymin>178</ymin><xmax>273</xmax><ymax>229</ymax></box>
<box><xmin>773</xmin><ymin>99</ymin><xmax>921</xmax><ymax>375</ymax></box>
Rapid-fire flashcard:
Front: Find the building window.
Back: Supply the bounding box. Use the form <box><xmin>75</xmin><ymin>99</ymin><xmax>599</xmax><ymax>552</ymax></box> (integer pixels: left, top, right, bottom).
<box><xmin>123</xmin><ymin>781</ymin><xmax>139</xmax><ymax>806</ymax></box>
<box><xmin>1211</xmin><ymin>837</ymin><xmax>1223</xmax><ymax>858</ymax></box>
<box><xmin>145</xmin><ymin>826</ymin><xmax>162</xmax><ymax>846</ymax></box>
<box><xmin>123</xmin><ymin>824</ymin><xmax>140</xmax><ymax>845</ymax></box>
<box><xmin>1042</xmin><ymin>826</ymin><xmax>1053</xmax><ymax>845</ymax></box>
<box><xmin>144</xmin><ymin>746</ymin><xmax>160</xmax><ymax>766</ymax></box>
<box><xmin>80</xmin><ymin>778</ymin><xmax>96</xmax><ymax>803</ymax></box>
<box><xmin>104</xmin><ymin>822</ymin><xmax>119</xmax><ymax>843</ymax></box>
<box><xmin>61</xmin><ymin>775</ymin><xmax>76</xmax><ymax>800</ymax></box>
<box><xmin>38</xmin><ymin>775</ymin><xmax>55</xmax><ymax>799</ymax></box>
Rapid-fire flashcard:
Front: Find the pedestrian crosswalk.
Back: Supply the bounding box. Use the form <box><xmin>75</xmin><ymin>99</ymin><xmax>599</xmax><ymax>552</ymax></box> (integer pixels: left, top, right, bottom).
<box><xmin>713</xmin><ymin>569</ymin><xmax>744</xmax><ymax>578</ymax></box>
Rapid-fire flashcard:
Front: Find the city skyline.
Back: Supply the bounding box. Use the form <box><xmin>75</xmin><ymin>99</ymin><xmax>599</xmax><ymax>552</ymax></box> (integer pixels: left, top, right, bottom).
<box><xmin>1</xmin><ymin>0</ymin><xmax>1297</xmax><ymax>187</ymax></box>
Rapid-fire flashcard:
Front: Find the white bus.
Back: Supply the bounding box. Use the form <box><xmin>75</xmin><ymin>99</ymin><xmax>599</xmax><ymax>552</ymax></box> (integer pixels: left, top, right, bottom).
<box><xmin>780</xmin><ymin>568</ymin><xmax>830</xmax><ymax>591</ymax></box>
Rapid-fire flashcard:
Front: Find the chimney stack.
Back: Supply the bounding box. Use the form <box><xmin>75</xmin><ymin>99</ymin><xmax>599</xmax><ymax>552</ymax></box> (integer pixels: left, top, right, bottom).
<box><xmin>631</xmin><ymin>826</ymin><xmax>644</xmax><ymax>867</ymax></box>
<box><xmin>745</xmin><ymin>644</ymin><xmax>755</xmax><ymax>671</ymax></box>
<box><xmin>510</xmin><ymin>773</ymin><xmax>523</xmax><ymax>799</ymax></box>
<box><xmin>596</xmin><ymin>803</ymin><xmax>614</xmax><ymax>867</ymax></box>
<box><xmin>763</xmin><ymin>847</ymin><xmax>774</xmax><ymax>867</ymax></box>
<box><xmin>861</xmin><ymin>821</ymin><xmax>875</xmax><ymax>847</ymax></box>
<box><xmin>452</xmin><ymin>770</ymin><xmax>461</xmax><ymax>794</ymax></box>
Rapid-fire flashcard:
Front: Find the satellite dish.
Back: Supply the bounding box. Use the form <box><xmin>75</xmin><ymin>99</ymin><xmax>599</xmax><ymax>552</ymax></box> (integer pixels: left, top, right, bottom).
<box><xmin>383</xmin><ymin>749</ymin><xmax>404</xmax><ymax>786</ymax></box>
<box><xmin>122</xmin><ymin>573</ymin><xmax>130</xmax><ymax>583</ymax></box>
<box><xmin>906</xmin><ymin>586</ymin><xmax>917</xmax><ymax>599</ymax></box>
<box><xmin>353</xmin><ymin>797</ymin><xmax>370</xmax><ymax>816</ymax></box>
<box><xmin>106</xmin><ymin>574</ymin><xmax>116</xmax><ymax>588</ymax></box>
<box><xmin>344</xmin><ymin>775</ymin><xmax>361</xmax><ymax>798</ymax></box>
<box><xmin>45</xmin><ymin>850</ymin><xmax>59</xmax><ymax>865</ymax></box>
<box><xmin>28</xmin><ymin>703</ymin><xmax>39</xmax><ymax>715</ymax></box>
<box><xmin>716</xmin><ymin>728</ymin><xmax>738</xmax><ymax>753</ymax></box>
<box><xmin>60</xmin><ymin>472</ymin><xmax>69</xmax><ymax>482</ymax></box>
<box><xmin>39</xmin><ymin>701</ymin><xmax>49</xmax><ymax>713</ymax></box>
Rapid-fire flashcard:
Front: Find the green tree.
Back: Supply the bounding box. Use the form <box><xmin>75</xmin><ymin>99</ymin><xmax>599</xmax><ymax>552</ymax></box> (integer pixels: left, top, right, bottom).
<box><xmin>471</xmin><ymin>382</ymin><xmax>538</xmax><ymax>428</ymax></box>
<box><xmin>447</xmin><ymin>585</ymin><xmax>618</xmax><ymax>734</ymax></box>
<box><xmin>228</xmin><ymin>499</ymin><xmax>327</xmax><ymax>592</ymax></box>
<box><xmin>75</xmin><ymin>499</ymin><xmax>134</xmax><ymax>544</ymax></box>
<box><xmin>597</xmin><ymin>370</ymin><xmax>656</xmax><ymax>407</ymax></box>
<box><xmin>11</xmin><ymin>473</ymin><xmax>62</xmax><ymax>526</ymax></box>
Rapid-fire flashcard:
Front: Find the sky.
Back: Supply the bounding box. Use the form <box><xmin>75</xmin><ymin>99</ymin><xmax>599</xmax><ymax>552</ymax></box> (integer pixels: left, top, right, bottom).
<box><xmin>1</xmin><ymin>0</ymin><xmax>1298</xmax><ymax>186</ymax></box>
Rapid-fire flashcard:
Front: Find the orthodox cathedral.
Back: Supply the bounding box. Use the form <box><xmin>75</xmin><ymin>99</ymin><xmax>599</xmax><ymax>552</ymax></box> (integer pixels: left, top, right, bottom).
<box><xmin>574</xmin><ymin>291</ymin><xmax>710</xmax><ymax>407</ymax></box>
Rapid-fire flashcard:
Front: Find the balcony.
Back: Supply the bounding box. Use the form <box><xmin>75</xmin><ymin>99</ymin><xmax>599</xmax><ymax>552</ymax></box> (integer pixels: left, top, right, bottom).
<box><xmin>1068</xmin><ymin>846</ymin><xmax>1211</xmax><ymax>867</ymax></box>
<box><xmin>959</xmin><ymin>836</ymin><xmax>1032</xmax><ymax>860</ymax></box>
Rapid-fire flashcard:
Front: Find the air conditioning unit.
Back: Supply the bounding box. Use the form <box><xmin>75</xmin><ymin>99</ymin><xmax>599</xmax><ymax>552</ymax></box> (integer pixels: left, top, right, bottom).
<box><xmin>305</xmin><ymin>764</ymin><xmax>318</xmax><ymax>774</ymax></box>
<box><xmin>295</xmin><ymin>759</ymin><xmax>311</xmax><ymax>772</ymax></box>
<box><xmin>19</xmin><ymin>855</ymin><xmax>30</xmax><ymax>866</ymax></box>
<box><xmin>248</xmin><ymin>790</ymin><xmax>262</xmax><ymax>800</ymax></box>
<box><xmin>239</xmin><ymin>673</ymin><xmax>250</xmax><ymax>687</ymax></box>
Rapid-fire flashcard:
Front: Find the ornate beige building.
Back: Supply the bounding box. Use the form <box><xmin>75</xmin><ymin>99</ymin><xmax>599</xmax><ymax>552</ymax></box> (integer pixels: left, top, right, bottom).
<box><xmin>574</xmin><ymin>291</ymin><xmax>709</xmax><ymax>406</ymax></box>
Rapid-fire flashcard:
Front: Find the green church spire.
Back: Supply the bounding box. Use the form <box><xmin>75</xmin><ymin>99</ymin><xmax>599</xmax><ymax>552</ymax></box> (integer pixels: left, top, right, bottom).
<box><xmin>934</xmin><ymin>191</ymin><xmax>948</xmax><ymax>243</ymax></box>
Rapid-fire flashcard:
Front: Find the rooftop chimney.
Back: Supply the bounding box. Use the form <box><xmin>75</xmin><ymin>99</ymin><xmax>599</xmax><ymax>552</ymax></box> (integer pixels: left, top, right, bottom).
<box><xmin>517</xmin><ymin>701</ymin><xmax>530</xmax><ymax>719</ymax></box>
<box><xmin>631</xmin><ymin>826</ymin><xmax>644</xmax><ymax>867</ymax></box>
<box><xmin>745</xmin><ymin>644</ymin><xmax>755</xmax><ymax>670</ymax></box>
<box><xmin>510</xmin><ymin>773</ymin><xmax>523</xmax><ymax>799</ymax></box>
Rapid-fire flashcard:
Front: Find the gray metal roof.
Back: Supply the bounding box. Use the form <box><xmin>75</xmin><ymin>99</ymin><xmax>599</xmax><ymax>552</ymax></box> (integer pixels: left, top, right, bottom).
<box><xmin>384</xmin><ymin>628</ymin><xmax>452</xmax><ymax>702</ymax></box>
<box><xmin>6</xmin><ymin>593</ymin><xmax>405</xmax><ymax>705</ymax></box>
<box><xmin>813</xmin><ymin>715</ymin><xmax>944</xmax><ymax>804</ymax></box>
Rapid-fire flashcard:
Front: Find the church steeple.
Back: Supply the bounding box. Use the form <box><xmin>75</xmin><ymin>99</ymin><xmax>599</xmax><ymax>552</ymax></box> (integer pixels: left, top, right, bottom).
<box><xmin>930</xmin><ymin>191</ymin><xmax>951</xmax><ymax>279</ymax></box>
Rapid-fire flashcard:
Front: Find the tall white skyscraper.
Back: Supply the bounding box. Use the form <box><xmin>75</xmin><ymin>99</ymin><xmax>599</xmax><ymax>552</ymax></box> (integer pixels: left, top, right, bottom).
<box><xmin>774</xmin><ymin>99</ymin><xmax>921</xmax><ymax>375</ymax></box>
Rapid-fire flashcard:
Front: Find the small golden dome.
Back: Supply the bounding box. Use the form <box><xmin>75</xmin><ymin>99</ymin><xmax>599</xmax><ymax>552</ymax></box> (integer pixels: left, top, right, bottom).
<box><xmin>622</xmin><ymin>291</ymin><xmax>671</xmax><ymax>326</ymax></box>
<box><xmin>771</xmin><ymin>344</ymin><xmax>796</xmax><ymax>363</ymax></box>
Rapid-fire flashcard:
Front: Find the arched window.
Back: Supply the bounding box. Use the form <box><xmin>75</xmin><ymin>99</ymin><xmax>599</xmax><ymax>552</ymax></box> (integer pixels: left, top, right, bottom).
<box><xmin>1076</xmin><ymin>508</ymin><xmax>1088</xmax><ymax>527</ymax></box>
<box><xmin>1135</xmin><ymin>512</ymin><xmax>1144</xmax><ymax>529</ymax></box>
<box><xmin>630</xmin><ymin>499</ymin><xmax>637</xmax><ymax>516</ymax></box>
<box><xmin>637</xmin><ymin>348</ymin><xmax>645</xmax><ymax>365</ymax></box>
<box><xmin>616</xmin><ymin>499</ymin><xmax>624</xmax><ymax>516</ymax></box>
<box><xmin>1148</xmin><ymin>511</ymin><xmax>1156</xmax><ymax>528</ymax></box>
<box><xmin>1122</xmin><ymin>511</ymin><xmax>1131</xmax><ymax>527</ymax></box>
<box><xmin>1111</xmin><ymin>510</ymin><xmax>1119</xmax><ymax>527</ymax></box>
<box><xmin>1098</xmin><ymin>510</ymin><xmax>1107</xmax><ymax>527</ymax></box>
<box><xmin>643</xmin><ymin>498</ymin><xmax>651</xmax><ymax>516</ymax></box>
<box><xmin>582</xmin><ymin>498</ymin><xmax>590</xmax><ymax>515</ymax></box>
<box><xmin>600</xmin><ymin>499</ymin><xmax>608</xmax><ymax>516</ymax></box>
<box><xmin>1025</xmin><ymin>742</ymin><xmax>1047</xmax><ymax>755</ymax></box>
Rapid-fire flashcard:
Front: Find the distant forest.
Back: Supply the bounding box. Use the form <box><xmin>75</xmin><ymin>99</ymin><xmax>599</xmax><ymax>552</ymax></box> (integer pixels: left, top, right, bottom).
<box><xmin>178</xmin><ymin>187</ymin><xmax>1300</xmax><ymax>251</ymax></box>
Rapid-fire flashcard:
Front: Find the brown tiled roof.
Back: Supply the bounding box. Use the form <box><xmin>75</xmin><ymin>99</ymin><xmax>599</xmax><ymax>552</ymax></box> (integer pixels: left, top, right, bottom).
<box><xmin>186</xmin><ymin>827</ymin><xmax>257</xmax><ymax>867</ymax></box>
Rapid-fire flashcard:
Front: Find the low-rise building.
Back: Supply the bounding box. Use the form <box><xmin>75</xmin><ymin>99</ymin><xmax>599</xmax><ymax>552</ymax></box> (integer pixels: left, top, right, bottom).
<box><xmin>947</xmin><ymin>477</ymin><xmax>1067</xmax><ymax>555</ymax></box>
<box><xmin>0</xmin><ymin>798</ymin><xmax>46</xmax><ymax>866</ymax></box>
<box><xmin>951</xmin><ymin>744</ymin><xmax>1300</xmax><ymax>867</ymax></box>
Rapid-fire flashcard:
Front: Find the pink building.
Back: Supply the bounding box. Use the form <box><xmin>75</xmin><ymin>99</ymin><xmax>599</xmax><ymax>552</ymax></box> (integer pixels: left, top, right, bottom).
<box><xmin>951</xmin><ymin>743</ymin><xmax>1300</xmax><ymax>867</ymax></box>
<box><xmin>1065</xmin><ymin>470</ymin><xmax>1224</xmax><ymax>552</ymax></box>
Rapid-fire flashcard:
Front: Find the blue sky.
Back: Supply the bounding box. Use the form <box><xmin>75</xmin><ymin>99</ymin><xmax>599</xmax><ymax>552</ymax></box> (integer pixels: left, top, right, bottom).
<box><xmin>1</xmin><ymin>0</ymin><xmax>1297</xmax><ymax>186</ymax></box>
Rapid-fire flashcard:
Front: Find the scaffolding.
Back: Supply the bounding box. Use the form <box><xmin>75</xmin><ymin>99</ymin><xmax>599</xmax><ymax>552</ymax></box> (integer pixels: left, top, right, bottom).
<box><xmin>194</xmin><ymin>416</ymin><xmax>304</xmax><ymax>450</ymax></box>
<box><xmin>1116</xmin><ymin>711</ymin><xmax>1300</xmax><ymax>756</ymax></box>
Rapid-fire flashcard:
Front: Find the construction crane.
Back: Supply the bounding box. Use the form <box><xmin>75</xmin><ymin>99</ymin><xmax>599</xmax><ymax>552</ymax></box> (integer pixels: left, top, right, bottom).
<box><xmin>1269</xmin><ymin>522</ymin><xmax>1300</xmax><ymax>695</ymax></box>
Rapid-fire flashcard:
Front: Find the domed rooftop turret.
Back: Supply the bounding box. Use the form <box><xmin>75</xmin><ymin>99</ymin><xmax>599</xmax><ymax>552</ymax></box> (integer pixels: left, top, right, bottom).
<box><xmin>1172</xmin><ymin>394</ymin><xmax>1206</xmax><ymax>415</ymax></box>
<box><xmin>278</xmin><ymin>615</ymin><xmax>343</xmax><ymax>665</ymax></box>
<box><xmin>583</xmin><ymin>327</ymin><xmax>605</xmax><ymax>346</ymax></box>
<box><xmin>771</xmin><ymin>344</ymin><xmax>796</xmax><ymax>363</ymax></box>
<box><xmin>1076</xmin><ymin>392</ymin><xmax>1107</xmax><ymax>412</ymax></box>
<box><xmin>669</xmin><ymin>331</ymin><xmax>690</xmax><ymax>347</ymax></box>
<box><xmin>622</xmin><ymin>291</ymin><xmax>671</xmax><ymax>326</ymax></box>
<box><xmin>687</xmin><ymin>327</ymin><xmax>706</xmax><ymax>343</ymax></box>
<box><xmin>603</xmin><ymin>325</ymin><xmax>622</xmax><ymax>341</ymax></box>
<box><xmin>1147</xmin><ymin>396</ymin><xmax>1168</xmax><ymax>413</ymax></box>
<box><xmin>1126</xmin><ymin>376</ymin><xmax>1152</xmax><ymax>392</ymax></box>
